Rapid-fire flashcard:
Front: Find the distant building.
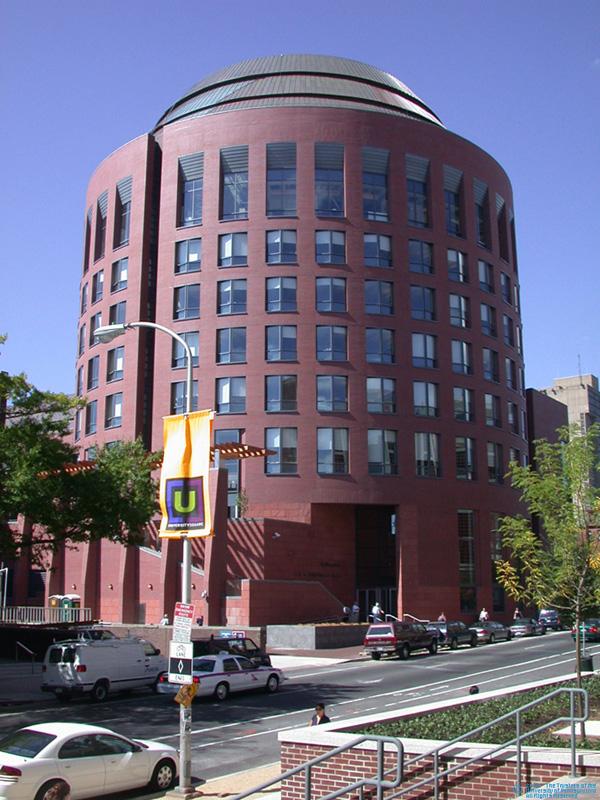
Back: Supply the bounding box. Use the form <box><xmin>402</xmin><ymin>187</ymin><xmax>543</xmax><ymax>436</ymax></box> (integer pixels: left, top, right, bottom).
<box><xmin>525</xmin><ymin>388</ymin><xmax>568</xmax><ymax>465</ymax></box>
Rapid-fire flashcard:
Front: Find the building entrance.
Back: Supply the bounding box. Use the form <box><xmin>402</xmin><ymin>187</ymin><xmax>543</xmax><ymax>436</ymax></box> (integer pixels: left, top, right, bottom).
<box><xmin>355</xmin><ymin>506</ymin><xmax>397</xmax><ymax>621</ymax></box>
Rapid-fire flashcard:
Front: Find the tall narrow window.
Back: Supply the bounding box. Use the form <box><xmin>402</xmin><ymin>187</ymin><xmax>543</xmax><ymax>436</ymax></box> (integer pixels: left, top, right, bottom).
<box><xmin>473</xmin><ymin>178</ymin><xmax>490</xmax><ymax>248</ymax></box>
<box><xmin>503</xmin><ymin>314</ymin><xmax>515</xmax><ymax>347</ymax></box>
<box><xmin>496</xmin><ymin>194</ymin><xmax>509</xmax><ymax>261</ymax></box>
<box><xmin>410</xmin><ymin>286</ymin><xmax>436</xmax><ymax>321</ymax></box>
<box><xmin>444</xmin><ymin>165</ymin><xmax>463</xmax><ymax>236</ymax></box>
<box><xmin>507</xmin><ymin>401</ymin><xmax>519</xmax><ymax>434</ymax></box>
<box><xmin>87</xmin><ymin>355</ymin><xmax>99</xmax><ymax>390</ymax></box>
<box><xmin>367</xmin><ymin>377</ymin><xmax>396</xmax><ymax>414</ymax></box>
<box><xmin>111</xmin><ymin>258</ymin><xmax>128</xmax><ymax>292</ymax></box>
<box><xmin>172</xmin><ymin>331</ymin><xmax>199</xmax><ymax>368</ymax></box>
<box><xmin>364</xmin><ymin>234</ymin><xmax>392</xmax><ymax>267</ymax></box>
<box><xmin>453</xmin><ymin>387</ymin><xmax>474</xmax><ymax>422</ymax></box>
<box><xmin>78</xmin><ymin>324</ymin><xmax>86</xmax><ymax>357</ymax></box>
<box><xmin>480</xmin><ymin>303</ymin><xmax>497</xmax><ymax>337</ymax></box>
<box><xmin>367</xmin><ymin>329</ymin><xmax>394</xmax><ymax>364</ymax></box>
<box><xmin>266</xmin><ymin>230</ymin><xmax>297</xmax><ymax>264</ymax></box>
<box><xmin>114</xmin><ymin>176</ymin><xmax>132</xmax><ymax>248</ymax></box>
<box><xmin>89</xmin><ymin>312</ymin><xmax>102</xmax><ymax>346</ymax></box>
<box><xmin>412</xmin><ymin>333</ymin><xmax>437</xmax><ymax>368</ymax></box>
<box><xmin>487</xmin><ymin>442</ymin><xmax>504</xmax><ymax>484</ymax></box>
<box><xmin>266</xmin><ymin>277</ymin><xmax>297</xmax><ymax>312</ymax></box>
<box><xmin>265</xmin><ymin>428</ymin><xmax>297</xmax><ymax>474</ymax></box>
<box><xmin>91</xmin><ymin>270</ymin><xmax>104</xmax><ymax>303</ymax></box>
<box><xmin>482</xmin><ymin>348</ymin><xmax>499</xmax><ymax>382</ymax></box>
<box><xmin>362</xmin><ymin>146</ymin><xmax>389</xmax><ymax>221</ymax></box>
<box><xmin>500</xmin><ymin>272</ymin><xmax>512</xmax><ymax>305</ymax></box>
<box><xmin>317</xmin><ymin>375</ymin><xmax>348</xmax><ymax>412</ymax></box>
<box><xmin>217</xmin><ymin>328</ymin><xmax>246</xmax><ymax>364</ymax></box>
<box><xmin>449</xmin><ymin>294</ymin><xmax>470</xmax><ymax>328</ymax></box>
<box><xmin>316</xmin><ymin>230</ymin><xmax>345</xmax><ymax>264</ymax></box>
<box><xmin>458</xmin><ymin>510</ymin><xmax>476</xmax><ymax>612</ymax></box>
<box><xmin>409</xmin><ymin>240</ymin><xmax>433</xmax><ymax>274</ymax></box>
<box><xmin>175</xmin><ymin>239</ymin><xmax>202</xmax><ymax>274</ymax></box>
<box><xmin>447</xmin><ymin>249</ymin><xmax>468</xmax><ymax>283</ymax></box>
<box><xmin>317</xmin><ymin>428</ymin><xmax>349</xmax><ymax>474</ymax></box>
<box><xmin>109</xmin><ymin>301</ymin><xmax>126</xmax><ymax>326</ymax></box>
<box><xmin>171</xmin><ymin>381</ymin><xmax>199</xmax><ymax>414</ymax></box>
<box><xmin>105</xmin><ymin>393</ymin><xmax>123</xmax><ymax>429</ymax></box>
<box><xmin>266</xmin><ymin>325</ymin><xmax>297</xmax><ymax>361</ymax></box>
<box><xmin>452</xmin><ymin>340</ymin><xmax>472</xmax><ymax>375</ymax></box>
<box><xmin>216</xmin><ymin>377</ymin><xmax>246</xmax><ymax>413</ymax></box>
<box><xmin>217</xmin><ymin>279</ymin><xmax>247</xmax><ymax>315</ymax></box>
<box><xmin>365</xmin><ymin>280</ymin><xmax>393</xmax><ymax>315</ymax></box>
<box><xmin>484</xmin><ymin>393</ymin><xmax>501</xmax><ymax>427</ymax></box>
<box><xmin>505</xmin><ymin>357</ymin><xmax>517</xmax><ymax>390</ymax></box>
<box><xmin>219</xmin><ymin>232</ymin><xmax>248</xmax><ymax>267</ymax></box>
<box><xmin>478</xmin><ymin>260</ymin><xmax>494</xmax><ymax>293</ymax></box>
<box><xmin>406</xmin><ymin>154</ymin><xmax>429</xmax><ymax>227</ymax></box>
<box><xmin>415</xmin><ymin>432</ymin><xmax>441</xmax><ymax>477</ymax></box>
<box><xmin>316</xmin><ymin>277</ymin><xmax>346</xmax><ymax>312</ymax></box>
<box><xmin>266</xmin><ymin>375</ymin><xmax>297</xmax><ymax>412</ymax></box>
<box><xmin>413</xmin><ymin>382</ymin><xmax>438</xmax><ymax>417</ymax></box>
<box><xmin>315</xmin><ymin>143</ymin><xmax>344</xmax><ymax>217</ymax></box>
<box><xmin>267</xmin><ymin>143</ymin><xmax>296</xmax><ymax>217</ymax></box>
<box><xmin>85</xmin><ymin>399</ymin><xmax>97</xmax><ymax>435</ymax></box>
<box><xmin>456</xmin><ymin>437</ymin><xmax>476</xmax><ymax>480</ymax></box>
<box><xmin>178</xmin><ymin>152</ymin><xmax>204</xmax><ymax>227</ymax></box>
<box><xmin>316</xmin><ymin>326</ymin><xmax>347</xmax><ymax>361</ymax></box>
<box><xmin>106</xmin><ymin>346</ymin><xmax>124</xmax><ymax>382</ymax></box>
<box><xmin>368</xmin><ymin>430</ymin><xmax>397</xmax><ymax>475</ymax></box>
<box><xmin>94</xmin><ymin>191</ymin><xmax>108</xmax><ymax>261</ymax></box>
<box><xmin>83</xmin><ymin>207</ymin><xmax>92</xmax><ymax>273</ymax></box>
<box><xmin>80</xmin><ymin>284</ymin><xmax>88</xmax><ymax>315</ymax></box>
<box><xmin>221</xmin><ymin>146</ymin><xmax>249</xmax><ymax>220</ymax></box>
<box><xmin>76</xmin><ymin>366</ymin><xmax>84</xmax><ymax>396</ymax></box>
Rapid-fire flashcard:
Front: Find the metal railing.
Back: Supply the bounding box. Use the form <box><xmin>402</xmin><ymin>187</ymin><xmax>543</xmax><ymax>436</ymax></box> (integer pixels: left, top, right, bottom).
<box><xmin>15</xmin><ymin>640</ymin><xmax>36</xmax><ymax>673</ymax></box>
<box><xmin>0</xmin><ymin>606</ymin><xmax>93</xmax><ymax>625</ymax></box>
<box><xmin>231</xmin><ymin>735</ymin><xmax>404</xmax><ymax>800</ymax></box>
<box><xmin>385</xmin><ymin>687</ymin><xmax>588</xmax><ymax>799</ymax></box>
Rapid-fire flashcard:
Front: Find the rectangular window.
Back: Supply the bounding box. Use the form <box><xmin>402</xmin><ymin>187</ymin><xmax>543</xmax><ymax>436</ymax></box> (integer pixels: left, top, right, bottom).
<box><xmin>266</xmin><ymin>230</ymin><xmax>297</xmax><ymax>264</ymax></box>
<box><xmin>316</xmin><ymin>325</ymin><xmax>347</xmax><ymax>361</ymax></box>
<box><xmin>94</xmin><ymin>191</ymin><xmax>108</xmax><ymax>261</ymax></box>
<box><xmin>507</xmin><ymin>401</ymin><xmax>519</xmax><ymax>434</ymax></box>
<box><xmin>106</xmin><ymin>346</ymin><xmax>124</xmax><ymax>382</ymax></box>
<box><xmin>478</xmin><ymin>260</ymin><xmax>494</xmax><ymax>293</ymax></box>
<box><xmin>265</xmin><ymin>375</ymin><xmax>297</xmax><ymax>412</ymax></box>
<box><xmin>170</xmin><ymin>380</ymin><xmax>199</xmax><ymax>414</ymax></box>
<box><xmin>368</xmin><ymin>429</ymin><xmax>397</xmax><ymax>475</ymax></box>
<box><xmin>315</xmin><ymin>142</ymin><xmax>344</xmax><ymax>217</ymax></box>
<box><xmin>444</xmin><ymin>165</ymin><xmax>463</xmax><ymax>236</ymax></box>
<box><xmin>503</xmin><ymin>314</ymin><xmax>514</xmax><ymax>347</ymax></box>
<box><xmin>114</xmin><ymin>176</ymin><xmax>132</xmax><ymax>248</ymax></box>
<box><xmin>178</xmin><ymin>153</ymin><xmax>204</xmax><ymax>227</ymax></box>
<box><xmin>317</xmin><ymin>428</ymin><xmax>349</xmax><ymax>474</ymax></box>
<box><xmin>412</xmin><ymin>333</ymin><xmax>437</xmax><ymax>369</ymax></box>
<box><xmin>316</xmin><ymin>277</ymin><xmax>346</xmax><ymax>312</ymax></box>
<box><xmin>265</xmin><ymin>427</ymin><xmax>297</xmax><ymax>474</ymax></box>
<box><xmin>109</xmin><ymin>300</ymin><xmax>126</xmax><ymax>326</ymax></box>
<box><xmin>83</xmin><ymin>207</ymin><xmax>92</xmax><ymax>274</ymax></box>
<box><xmin>458</xmin><ymin>510</ymin><xmax>476</xmax><ymax>612</ymax></box>
<box><xmin>87</xmin><ymin>355</ymin><xmax>99</xmax><ymax>390</ymax></box>
<box><xmin>365</xmin><ymin>280</ymin><xmax>393</xmax><ymax>315</ymax></box>
<box><xmin>516</xmin><ymin>326</ymin><xmax>523</xmax><ymax>356</ymax></box>
<box><xmin>219</xmin><ymin>232</ymin><xmax>248</xmax><ymax>267</ymax></box>
<box><xmin>484</xmin><ymin>393</ymin><xmax>501</xmax><ymax>427</ymax></box>
<box><xmin>496</xmin><ymin>194</ymin><xmax>509</xmax><ymax>261</ymax></box>
<box><xmin>410</xmin><ymin>286</ymin><xmax>436</xmax><ymax>321</ymax></box>
<box><xmin>74</xmin><ymin>408</ymin><xmax>82</xmax><ymax>441</ymax></box>
<box><xmin>362</xmin><ymin>146</ymin><xmax>389</xmax><ymax>221</ymax></box>
<box><xmin>447</xmin><ymin>249</ymin><xmax>468</xmax><ymax>283</ymax></box>
<box><xmin>266</xmin><ymin>325</ymin><xmax>297</xmax><ymax>361</ymax></box>
<box><xmin>216</xmin><ymin>376</ymin><xmax>246</xmax><ymax>414</ymax></box>
<box><xmin>111</xmin><ymin>258</ymin><xmax>128</xmax><ymax>292</ymax></box>
<box><xmin>174</xmin><ymin>285</ymin><xmax>200</xmax><ymax>320</ymax></box>
<box><xmin>500</xmin><ymin>272</ymin><xmax>512</xmax><ymax>305</ymax></box>
<box><xmin>217</xmin><ymin>279</ymin><xmax>247</xmax><ymax>315</ymax></box>
<box><xmin>451</xmin><ymin>339</ymin><xmax>472</xmax><ymax>375</ymax></box>
<box><xmin>175</xmin><ymin>239</ymin><xmax>202</xmax><ymax>274</ymax></box>
<box><xmin>482</xmin><ymin>347</ymin><xmax>499</xmax><ymax>382</ymax></box>
<box><xmin>473</xmin><ymin>178</ymin><xmax>490</xmax><ymax>248</ymax></box>
<box><xmin>367</xmin><ymin>328</ymin><xmax>394</xmax><ymax>364</ymax></box>
<box><xmin>266</xmin><ymin>277</ymin><xmax>297</xmax><ymax>312</ymax></box>
<box><xmin>413</xmin><ymin>381</ymin><xmax>438</xmax><ymax>417</ymax></box>
<box><xmin>215</xmin><ymin>428</ymin><xmax>242</xmax><ymax>517</ymax></box>
<box><xmin>317</xmin><ymin>375</ymin><xmax>348</xmax><ymax>412</ymax></box>
<box><xmin>505</xmin><ymin>357</ymin><xmax>517</xmax><ymax>390</ymax></box>
<box><xmin>80</xmin><ymin>284</ymin><xmax>88</xmax><ymax>315</ymax></box>
<box><xmin>519</xmin><ymin>367</ymin><xmax>525</xmax><ymax>395</ymax></box>
<box><xmin>85</xmin><ymin>399</ymin><xmax>97</xmax><ymax>435</ymax></box>
<box><xmin>105</xmin><ymin>392</ymin><xmax>123</xmax><ymax>429</ymax></box>
<box><xmin>415</xmin><ymin>432</ymin><xmax>441</xmax><ymax>477</ymax></box>
<box><xmin>267</xmin><ymin>143</ymin><xmax>296</xmax><ymax>217</ymax></box>
<box><xmin>364</xmin><ymin>233</ymin><xmax>392</xmax><ymax>267</ymax></box>
<box><xmin>171</xmin><ymin>331</ymin><xmax>199</xmax><ymax>368</ymax></box>
<box><xmin>406</xmin><ymin>154</ymin><xmax>429</xmax><ymax>227</ymax></box>
<box><xmin>316</xmin><ymin>230</ymin><xmax>345</xmax><ymax>264</ymax></box>
<box><xmin>76</xmin><ymin>365</ymin><xmax>83</xmax><ymax>396</ymax></box>
<box><xmin>367</xmin><ymin>377</ymin><xmax>396</xmax><ymax>414</ymax></box>
<box><xmin>456</xmin><ymin>437</ymin><xmax>476</xmax><ymax>480</ymax></box>
<box><xmin>221</xmin><ymin>146</ymin><xmax>248</xmax><ymax>221</ymax></box>
<box><xmin>454</xmin><ymin>386</ymin><xmax>474</xmax><ymax>422</ymax></box>
<box><xmin>509</xmin><ymin>447</ymin><xmax>521</xmax><ymax>465</ymax></box>
<box><xmin>449</xmin><ymin>294</ymin><xmax>470</xmax><ymax>328</ymax></box>
<box><xmin>91</xmin><ymin>270</ymin><xmax>104</xmax><ymax>303</ymax></box>
<box><xmin>89</xmin><ymin>312</ymin><xmax>102</xmax><ymax>346</ymax></box>
<box><xmin>409</xmin><ymin>240</ymin><xmax>433</xmax><ymax>274</ymax></box>
<box><xmin>78</xmin><ymin>324</ymin><xmax>86</xmax><ymax>356</ymax></box>
<box><xmin>217</xmin><ymin>327</ymin><xmax>247</xmax><ymax>364</ymax></box>
<box><xmin>480</xmin><ymin>303</ymin><xmax>497</xmax><ymax>337</ymax></box>
<box><xmin>487</xmin><ymin>442</ymin><xmax>504</xmax><ymax>484</ymax></box>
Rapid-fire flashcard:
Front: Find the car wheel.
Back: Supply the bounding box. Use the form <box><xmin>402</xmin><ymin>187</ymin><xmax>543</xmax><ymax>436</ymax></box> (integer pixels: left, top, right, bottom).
<box><xmin>91</xmin><ymin>680</ymin><xmax>109</xmax><ymax>702</ymax></box>
<box><xmin>507</xmin><ymin>631</ymin><xmax>512</xmax><ymax>641</ymax></box>
<box><xmin>35</xmin><ymin>780</ymin><xmax>70</xmax><ymax>800</ymax></box>
<box><xmin>214</xmin><ymin>681</ymin><xmax>229</xmax><ymax>701</ymax></box>
<box><xmin>470</xmin><ymin>635</ymin><xmax>477</xmax><ymax>647</ymax></box>
<box><xmin>370</xmin><ymin>652</ymin><xmax>381</xmax><ymax>661</ymax></box>
<box><xmin>150</xmin><ymin>758</ymin><xmax>176</xmax><ymax>791</ymax></box>
<box><xmin>429</xmin><ymin>639</ymin><xmax>438</xmax><ymax>655</ymax></box>
<box><xmin>450</xmin><ymin>637</ymin><xmax>459</xmax><ymax>650</ymax></box>
<box><xmin>399</xmin><ymin>643</ymin><xmax>410</xmax><ymax>660</ymax></box>
<box><xmin>489</xmin><ymin>634</ymin><xmax>495</xmax><ymax>644</ymax></box>
<box><xmin>265</xmin><ymin>674</ymin><xmax>279</xmax><ymax>693</ymax></box>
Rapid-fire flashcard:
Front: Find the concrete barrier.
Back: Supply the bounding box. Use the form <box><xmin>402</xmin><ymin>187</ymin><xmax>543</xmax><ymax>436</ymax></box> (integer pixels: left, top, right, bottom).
<box><xmin>267</xmin><ymin>624</ymin><xmax>369</xmax><ymax>649</ymax></box>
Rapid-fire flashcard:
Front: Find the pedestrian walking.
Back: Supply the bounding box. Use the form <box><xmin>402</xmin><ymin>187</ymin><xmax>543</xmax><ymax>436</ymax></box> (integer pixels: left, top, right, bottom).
<box><xmin>478</xmin><ymin>607</ymin><xmax>489</xmax><ymax>623</ymax></box>
<box><xmin>351</xmin><ymin>600</ymin><xmax>360</xmax><ymax>623</ymax></box>
<box><xmin>309</xmin><ymin>703</ymin><xmax>331</xmax><ymax>726</ymax></box>
<box><xmin>159</xmin><ymin>613</ymin><xmax>169</xmax><ymax>626</ymax></box>
<box><xmin>371</xmin><ymin>601</ymin><xmax>384</xmax><ymax>622</ymax></box>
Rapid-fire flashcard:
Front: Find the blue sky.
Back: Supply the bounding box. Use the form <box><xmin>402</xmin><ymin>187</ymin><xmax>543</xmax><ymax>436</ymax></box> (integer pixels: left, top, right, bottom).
<box><xmin>1</xmin><ymin>0</ymin><xmax>598</xmax><ymax>393</ymax></box>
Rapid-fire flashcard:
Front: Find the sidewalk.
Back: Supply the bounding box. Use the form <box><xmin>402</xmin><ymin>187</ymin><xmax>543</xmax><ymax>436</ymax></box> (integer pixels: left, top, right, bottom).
<box><xmin>180</xmin><ymin>763</ymin><xmax>282</xmax><ymax>800</ymax></box>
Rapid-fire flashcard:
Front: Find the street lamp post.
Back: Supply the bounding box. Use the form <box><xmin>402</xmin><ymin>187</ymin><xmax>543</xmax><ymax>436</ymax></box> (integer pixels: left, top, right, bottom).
<box><xmin>95</xmin><ymin>322</ymin><xmax>195</xmax><ymax>796</ymax></box>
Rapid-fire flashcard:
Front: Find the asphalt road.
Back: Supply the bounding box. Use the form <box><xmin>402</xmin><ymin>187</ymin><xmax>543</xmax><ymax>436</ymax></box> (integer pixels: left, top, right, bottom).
<box><xmin>1</xmin><ymin>631</ymin><xmax>592</xmax><ymax>799</ymax></box>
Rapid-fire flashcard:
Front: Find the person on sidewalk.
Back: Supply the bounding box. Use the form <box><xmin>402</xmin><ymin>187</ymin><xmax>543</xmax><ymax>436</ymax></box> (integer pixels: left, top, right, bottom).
<box><xmin>478</xmin><ymin>607</ymin><xmax>489</xmax><ymax>623</ymax></box>
<box><xmin>159</xmin><ymin>613</ymin><xmax>169</xmax><ymax>626</ymax></box>
<box><xmin>371</xmin><ymin>601</ymin><xmax>384</xmax><ymax>622</ymax></box>
<box><xmin>310</xmin><ymin>703</ymin><xmax>331</xmax><ymax>726</ymax></box>
<box><xmin>350</xmin><ymin>601</ymin><xmax>360</xmax><ymax>623</ymax></box>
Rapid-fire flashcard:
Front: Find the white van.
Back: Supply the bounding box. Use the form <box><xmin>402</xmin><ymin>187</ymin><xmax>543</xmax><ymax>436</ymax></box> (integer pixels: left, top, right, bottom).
<box><xmin>41</xmin><ymin>637</ymin><xmax>167</xmax><ymax>701</ymax></box>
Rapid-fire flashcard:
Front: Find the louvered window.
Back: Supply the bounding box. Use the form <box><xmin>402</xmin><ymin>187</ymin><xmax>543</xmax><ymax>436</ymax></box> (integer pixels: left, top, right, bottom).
<box><xmin>315</xmin><ymin>143</ymin><xmax>344</xmax><ymax>217</ymax></box>
<box><xmin>363</xmin><ymin>147</ymin><xmax>389</xmax><ymax>221</ymax></box>
<box><xmin>267</xmin><ymin>143</ymin><xmax>296</xmax><ymax>216</ymax></box>
<box><xmin>179</xmin><ymin>153</ymin><xmax>204</xmax><ymax>227</ymax></box>
<box><xmin>444</xmin><ymin>166</ymin><xmax>463</xmax><ymax>236</ymax></box>
<box><xmin>221</xmin><ymin>146</ymin><xmax>248</xmax><ymax>220</ymax></box>
<box><xmin>115</xmin><ymin>176</ymin><xmax>132</xmax><ymax>247</ymax></box>
<box><xmin>94</xmin><ymin>191</ymin><xmax>108</xmax><ymax>261</ymax></box>
<box><xmin>473</xmin><ymin>178</ymin><xmax>490</xmax><ymax>248</ymax></box>
<box><xmin>406</xmin><ymin>155</ymin><xmax>429</xmax><ymax>227</ymax></box>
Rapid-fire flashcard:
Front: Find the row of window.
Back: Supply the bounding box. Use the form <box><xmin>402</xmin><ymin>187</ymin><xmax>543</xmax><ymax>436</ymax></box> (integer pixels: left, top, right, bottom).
<box><xmin>85</xmin><ymin>178</ymin><xmax>132</xmax><ymax>270</ymax></box>
<box><xmin>80</xmin><ymin>258</ymin><xmax>128</xmax><ymax>313</ymax></box>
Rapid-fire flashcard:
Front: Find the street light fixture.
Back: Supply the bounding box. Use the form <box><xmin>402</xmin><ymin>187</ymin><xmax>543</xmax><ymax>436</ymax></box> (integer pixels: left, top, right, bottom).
<box><xmin>94</xmin><ymin>321</ymin><xmax>196</xmax><ymax>796</ymax></box>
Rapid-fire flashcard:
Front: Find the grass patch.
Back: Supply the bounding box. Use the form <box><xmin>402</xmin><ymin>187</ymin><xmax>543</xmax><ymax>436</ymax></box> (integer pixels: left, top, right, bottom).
<box><xmin>360</xmin><ymin>676</ymin><xmax>600</xmax><ymax>750</ymax></box>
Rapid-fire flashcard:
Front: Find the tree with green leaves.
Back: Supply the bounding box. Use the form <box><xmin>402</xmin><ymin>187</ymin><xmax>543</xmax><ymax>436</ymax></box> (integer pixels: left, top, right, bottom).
<box><xmin>1</xmin><ymin>355</ymin><xmax>159</xmax><ymax>564</ymax></box>
<box><xmin>496</xmin><ymin>423</ymin><xmax>600</xmax><ymax>698</ymax></box>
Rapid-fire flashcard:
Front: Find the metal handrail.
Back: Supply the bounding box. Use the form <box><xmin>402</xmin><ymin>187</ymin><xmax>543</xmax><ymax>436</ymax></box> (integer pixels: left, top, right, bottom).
<box><xmin>0</xmin><ymin>606</ymin><xmax>93</xmax><ymax>625</ymax></box>
<box><xmin>385</xmin><ymin>687</ymin><xmax>588</xmax><ymax>799</ymax></box>
<box><xmin>230</xmin><ymin>735</ymin><xmax>404</xmax><ymax>800</ymax></box>
<box><xmin>400</xmin><ymin>613</ymin><xmax>430</xmax><ymax>623</ymax></box>
<box><xmin>15</xmin><ymin>640</ymin><xmax>36</xmax><ymax>673</ymax></box>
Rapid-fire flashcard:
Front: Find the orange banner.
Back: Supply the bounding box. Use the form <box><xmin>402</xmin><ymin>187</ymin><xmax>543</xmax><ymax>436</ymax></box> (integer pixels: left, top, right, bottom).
<box><xmin>159</xmin><ymin>410</ymin><xmax>214</xmax><ymax>539</ymax></box>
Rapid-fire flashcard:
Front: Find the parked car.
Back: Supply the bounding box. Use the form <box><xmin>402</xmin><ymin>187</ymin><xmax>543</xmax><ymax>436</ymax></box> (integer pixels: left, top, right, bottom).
<box><xmin>571</xmin><ymin>619</ymin><xmax>600</xmax><ymax>642</ymax></box>
<box><xmin>41</xmin><ymin>637</ymin><xmax>167</xmax><ymax>702</ymax></box>
<box><xmin>509</xmin><ymin>618</ymin><xmax>546</xmax><ymax>637</ymax></box>
<box><xmin>538</xmin><ymin>609</ymin><xmax>563</xmax><ymax>631</ymax></box>
<box><xmin>470</xmin><ymin>620</ymin><xmax>512</xmax><ymax>644</ymax></box>
<box><xmin>363</xmin><ymin>621</ymin><xmax>438</xmax><ymax>660</ymax></box>
<box><xmin>157</xmin><ymin>653</ymin><xmax>286</xmax><ymax>701</ymax></box>
<box><xmin>193</xmin><ymin>635</ymin><xmax>271</xmax><ymax>666</ymax></box>
<box><xmin>0</xmin><ymin>721</ymin><xmax>177</xmax><ymax>800</ymax></box>
<box><xmin>427</xmin><ymin>621</ymin><xmax>478</xmax><ymax>649</ymax></box>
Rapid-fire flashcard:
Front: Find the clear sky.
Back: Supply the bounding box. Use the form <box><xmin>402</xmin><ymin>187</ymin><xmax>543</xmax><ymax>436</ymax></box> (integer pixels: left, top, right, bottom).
<box><xmin>0</xmin><ymin>0</ymin><xmax>598</xmax><ymax>394</ymax></box>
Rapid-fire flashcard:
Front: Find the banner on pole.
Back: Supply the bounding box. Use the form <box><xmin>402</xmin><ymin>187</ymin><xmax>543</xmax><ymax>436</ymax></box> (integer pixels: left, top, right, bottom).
<box><xmin>159</xmin><ymin>410</ymin><xmax>214</xmax><ymax>539</ymax></box>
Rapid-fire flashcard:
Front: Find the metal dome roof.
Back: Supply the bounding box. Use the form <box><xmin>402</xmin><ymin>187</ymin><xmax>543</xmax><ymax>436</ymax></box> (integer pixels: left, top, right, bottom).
<box><xmin>154</xmin><ymin>54</ymin><xmax>443</xmax><ymax>130</ymax></box>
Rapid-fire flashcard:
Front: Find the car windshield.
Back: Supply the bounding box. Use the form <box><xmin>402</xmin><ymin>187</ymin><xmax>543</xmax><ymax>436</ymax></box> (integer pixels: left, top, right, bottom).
<box><xmin>192</xmin><ymin>658</ymin><xmax>216</xmax><ymax>673</ymax></box>
<box><xmin>0</xmin><ymin>729</ymin><xmax>56</xmax><ymax>758</ymax></box>
<box><xmin>367</xmin><ymin>625</ymin><xmax>393</xmax><ymax>636</ymax></box>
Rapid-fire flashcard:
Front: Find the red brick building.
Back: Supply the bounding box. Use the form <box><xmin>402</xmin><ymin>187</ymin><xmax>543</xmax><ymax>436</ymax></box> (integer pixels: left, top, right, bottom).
<box><xmin>11</xmin><ymin>56</ymin><xmax>529</xmax><ymax>625</ymax></box>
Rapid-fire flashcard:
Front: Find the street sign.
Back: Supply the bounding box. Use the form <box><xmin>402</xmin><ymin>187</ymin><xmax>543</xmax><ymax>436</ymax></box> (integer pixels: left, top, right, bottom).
<box><xmin>174</xmin><ymin>683</ymin><xmax>198</xmax><ymax>707</ymax></box>
<box><xmin>172</xmin><ymin>601</ymin><xmax>195</xmax><ymax>644</ymax></box>
<box><xmin>168</xmin><ymin>641</ymin><xmax>194</xmax><ymax>685</ymax></box>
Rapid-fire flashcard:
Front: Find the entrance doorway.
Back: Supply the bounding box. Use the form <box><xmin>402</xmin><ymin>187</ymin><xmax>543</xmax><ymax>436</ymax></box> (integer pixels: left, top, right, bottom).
<box><xmin>355</xmin><ymin>506</ymin><xmax>397</xmax><ymax>621</ymax></box>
